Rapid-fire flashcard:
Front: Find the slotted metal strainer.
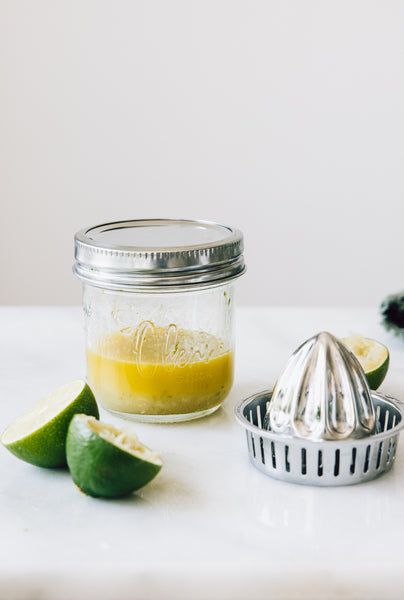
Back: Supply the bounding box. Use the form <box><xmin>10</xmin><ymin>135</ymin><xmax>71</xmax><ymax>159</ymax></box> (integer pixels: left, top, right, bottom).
<box><xmin>235</xmin><ymin>332</ymin><xmax>404</xmax><ymax>486</ymax></box>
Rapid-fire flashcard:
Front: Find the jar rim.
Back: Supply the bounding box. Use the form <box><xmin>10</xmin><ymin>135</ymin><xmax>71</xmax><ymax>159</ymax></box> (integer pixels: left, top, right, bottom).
<box><xmin>74</xmin><ymin>218</ymin><xmax>245</xmax><ymax>289</ymax></box>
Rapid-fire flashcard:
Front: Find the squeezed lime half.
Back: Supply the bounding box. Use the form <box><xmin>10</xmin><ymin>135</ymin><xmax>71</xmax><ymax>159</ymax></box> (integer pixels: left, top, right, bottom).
<box><xmin>66</xmin><ymin>415</ymin><xmax>163</xmax><ymax>498</ymax></box>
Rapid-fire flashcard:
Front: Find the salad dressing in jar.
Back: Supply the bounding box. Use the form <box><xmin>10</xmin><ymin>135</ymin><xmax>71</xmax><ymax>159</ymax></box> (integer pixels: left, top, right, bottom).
<box><xmin>74</xmin><ymin>219</ymin><xmax>245</xmax><ymax>423</ymax></box>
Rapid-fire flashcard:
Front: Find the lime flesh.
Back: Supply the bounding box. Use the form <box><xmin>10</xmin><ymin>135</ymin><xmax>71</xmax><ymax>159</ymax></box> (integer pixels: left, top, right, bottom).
<box><xmin>66</xmin><ymin>415</ymin><xmax>163</xmax><ymax>498</ymax></box>
<box><xmin>342</xmin><ymin>334</ymin><xmax>389</xmax><ymax>390</ymax></box>
<box><xmin>1</xmin><ymin>380</ymin><xmax>99</xmax><ymax>468</ymax></box>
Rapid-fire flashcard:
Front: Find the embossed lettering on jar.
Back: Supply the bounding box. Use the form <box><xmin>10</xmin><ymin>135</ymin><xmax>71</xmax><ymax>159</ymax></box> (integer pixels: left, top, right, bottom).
<box><xmin>74</xmin><ymin>219</ymin><xmax>245</xmax><ymax>423</ymax></box>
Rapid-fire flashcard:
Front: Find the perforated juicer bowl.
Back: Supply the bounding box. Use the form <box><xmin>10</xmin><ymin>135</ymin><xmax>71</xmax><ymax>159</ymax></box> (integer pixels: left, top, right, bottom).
<box><xmin>235</xmin><ymin>332</ymin><xmax>404</xmax><ymax>486</ymax></box>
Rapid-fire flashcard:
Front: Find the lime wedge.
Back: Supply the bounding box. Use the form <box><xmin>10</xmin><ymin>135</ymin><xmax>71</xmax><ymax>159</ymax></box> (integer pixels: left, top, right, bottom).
<box><xmin>66</xmin><ymin>415</ymin><xmax>163</xmax><ymax>498</ymax></box>
<box><xmin>1</xmin><ymin>380</ymin><xmax>99</xmax><ymax>468</ymax></box>
<box><xmin>342</xmin><ymin>334</ymin><xmax>390</xmax><ymax>390</ymax></box>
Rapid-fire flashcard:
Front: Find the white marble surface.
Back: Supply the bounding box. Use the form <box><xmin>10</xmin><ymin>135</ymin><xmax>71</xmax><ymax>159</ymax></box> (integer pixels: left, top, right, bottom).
<box><xmin>1</xmin><ymin>306</ymin><xmax>404</xmax><ymax>600</ymax></box>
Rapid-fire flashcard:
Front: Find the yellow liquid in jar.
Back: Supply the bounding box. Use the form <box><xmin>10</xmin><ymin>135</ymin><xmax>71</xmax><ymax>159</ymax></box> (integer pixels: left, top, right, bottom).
<box><xmin>86</xmin><ymin>324</ymin><xmax>234</xmax><ymax>416</ymax></box>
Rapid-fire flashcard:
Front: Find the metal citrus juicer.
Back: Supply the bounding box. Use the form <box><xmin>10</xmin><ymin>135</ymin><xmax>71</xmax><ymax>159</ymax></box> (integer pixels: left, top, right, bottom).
<box><xmin>235</xmin><ymin>332</ymin><xmax>404</xmax><ymax>485</ymax></box>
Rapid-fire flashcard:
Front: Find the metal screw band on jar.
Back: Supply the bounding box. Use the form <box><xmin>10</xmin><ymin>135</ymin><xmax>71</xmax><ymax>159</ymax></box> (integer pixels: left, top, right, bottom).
<box><xmin>74</xmin><ymin>219</ymin><xmax>245</xmax><ymax>291</ymax></box>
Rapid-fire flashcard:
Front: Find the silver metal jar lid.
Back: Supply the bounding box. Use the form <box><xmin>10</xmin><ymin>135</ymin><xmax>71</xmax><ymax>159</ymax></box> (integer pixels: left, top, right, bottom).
<box><xmin>73</xmin><ymin>219</ymin><xmax>245</xmax><ymax>290</ymax></box>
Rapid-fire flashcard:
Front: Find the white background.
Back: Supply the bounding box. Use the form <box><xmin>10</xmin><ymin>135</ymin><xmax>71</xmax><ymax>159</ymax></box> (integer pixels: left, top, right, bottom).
<box><xmin>1</xmin><ymin>0</ymin><xmax>404</xmax><ymax>307</ymax></box>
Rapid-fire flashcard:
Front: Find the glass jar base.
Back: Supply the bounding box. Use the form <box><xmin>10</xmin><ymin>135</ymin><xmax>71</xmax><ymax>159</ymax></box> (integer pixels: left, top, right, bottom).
<box><xmin>102</xmin><ymin>404</ymin><xmax>222</xmax><ymax>424</ymax></box>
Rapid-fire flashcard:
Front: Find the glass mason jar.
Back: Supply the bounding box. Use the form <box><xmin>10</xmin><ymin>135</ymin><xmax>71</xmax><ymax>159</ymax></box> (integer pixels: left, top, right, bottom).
<box><xmin>73</xmin><ymin>219</ymin><xmax>245</xmax><ymax>423</ymax></box>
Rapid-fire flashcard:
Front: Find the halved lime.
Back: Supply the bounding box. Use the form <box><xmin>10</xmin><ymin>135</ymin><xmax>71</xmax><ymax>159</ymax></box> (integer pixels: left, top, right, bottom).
<box><xmin>1</xmin><ymin>380</ymin><xmax>99</xmax><ymax>468</ymax></box>
<box><xmin>342</xmin><ymin>334</ymin><xmax>390</xmax><ymax>390</ymax></box>
<box><xmin>66</xmin><ymin>415</ymin><xmax>163</xmax><ymax>498</ymax></box>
